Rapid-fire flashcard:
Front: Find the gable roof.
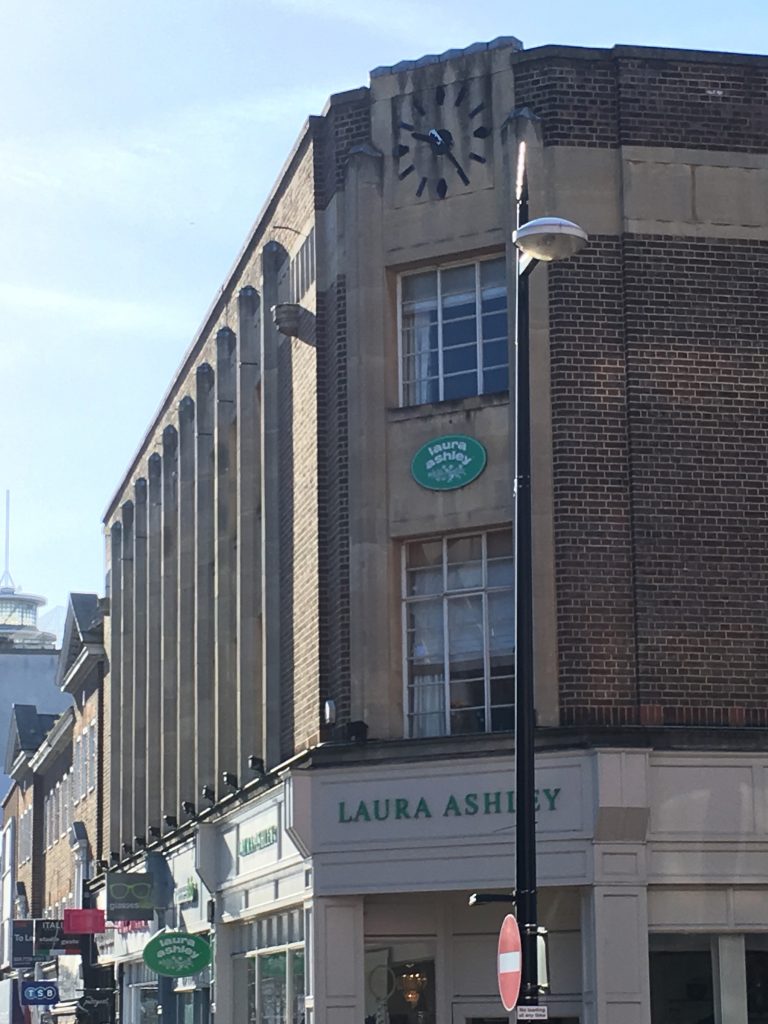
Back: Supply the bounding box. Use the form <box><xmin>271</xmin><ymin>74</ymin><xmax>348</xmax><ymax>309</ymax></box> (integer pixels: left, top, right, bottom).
<box><xmin>57</xmin><ymin>593</ymin><xmax>103</xmax><ymax>688</ymax></box>
<box><xmin>4</xmin><ymin>704</ymin><xmax>59</xmax><ymax>775</ymax></box>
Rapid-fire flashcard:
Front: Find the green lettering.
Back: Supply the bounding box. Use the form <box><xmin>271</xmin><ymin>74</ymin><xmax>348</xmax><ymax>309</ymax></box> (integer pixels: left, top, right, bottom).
<box><xmin>484</xmin><ymin>791</ymin><xmax>502</xmax><ymax>814</ymax></box>
<box><xmin>465</xmin><ymin>793</ymin><xmax>479</xmax><ymax>815</ymax></box>
<box><xmin>534</xmin><ymin>790</ymin><xmax>541</xmax><ymax>812</ymax></box>
<box><xmin>507</xmin><ymin>790</ymin><xmax>516</xmax><ymax>814</ymax></box>
<box><xmin>354</xmin><ymin>800</ymin><xmax>371</xmax><ymax>822</ymax></box>
<box><xmin>373</xmin><ymin>799</ymin><xmax>390</xmax><ymax>821</ymax></box>
<box><xmin>414</xmin><ymin>797</ymin><xmax>432</xmax><ymax>819</ymax></box>
<box><xmin>395</xmin><ymin>798</ymin><xmax>410</xmax><ymax>820</ymax></box>
<box><xmin>339</xmin><ymin>802</ymin><xmax>353</xmax><ymax>824</ymax></box>
<box><xmin>443</xmin><ymin>795</ymin><xmax>462</xmax><ymax>817</ymax></box>
<box><xmin>543</xmin><ymin>787</ymin><xmax>561</xmax><ymax>811</ymax></box>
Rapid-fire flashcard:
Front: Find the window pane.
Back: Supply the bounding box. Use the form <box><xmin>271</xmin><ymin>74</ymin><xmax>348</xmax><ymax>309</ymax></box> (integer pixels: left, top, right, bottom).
<box><xmin>482</xmin><ymin>337</ymin><xmax>507</xmax><ymax>369</ymax></box>
<box><xmin>446</xmin><ymin>535</ymin><xmax>483</xmax><ymax>589</ymax></box>
<box><xmin>451</xmin><ymin>707</ymin><xmax>486</xmax><ymax>733</ymax></box>
<box><xmin>258</xmin><ymin>953</ymin><xmax>286</xmax><ymax>1024</ymax></box>
<box><xmin>441</xmin><ymin>264</ymin><xmax>475</xmax><ymax>308</ymax></box>
<box><xmin>443</xmin><ymin>372</ymin><xmax>478</xmax><ymax>401</ymax></box>
<box><xmin>649</xmin><ymin>949</ymin><xmax>714</xmax><ymax>1024</ymax></box>
<box><xmin>483</xmin><ymin>365</ymin><xmax>509</xmax><ymax>394</ymax></box>
<box><xmin>480</xmin><ymin>257</ymin><xmax>506</xmax><ymax>291</ymax></box>
<box><xmin>291</xmin><ymin>951</ymin><xmax>305</xmax><ymax>1024</ymax></box>
<box><xmin>402</xmin><ymin>271</ymin><xmax>437</xmax><ymax>304</ymax></box>
<box><xmin>407</xmin><ymin>600</ymin><xmax>444</xmax><ymax>666</ymax></box>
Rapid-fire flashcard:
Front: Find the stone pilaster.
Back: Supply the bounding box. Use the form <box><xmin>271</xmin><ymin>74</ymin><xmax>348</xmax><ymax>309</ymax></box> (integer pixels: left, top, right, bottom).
<box><xmin>161</xmin><ymin>425</ymin><xmax>179</xmax><ymax>826</ymax></box>
<box><xmin>177</xmin><ymin>397</ymin><xmax>196</xmax><ymax>815</ymax></box>
<box><xmin>146</xmin><ymin>454</ymin><xmax>162</xmax><ymax>834</ymax></box>
<box><xmin>195</xmin><ymin>364</ymin><xmax>216</xmax><ymax>797</ymax></box>
<box><xmin>132</xmin><ymin>477</ymin><xmax>148</xmax><ymax>842</ymax></box>
<box><xmin>119</xmin><ymin>501</ymin><xmax>134</xmax><ymax>851</ymax></box>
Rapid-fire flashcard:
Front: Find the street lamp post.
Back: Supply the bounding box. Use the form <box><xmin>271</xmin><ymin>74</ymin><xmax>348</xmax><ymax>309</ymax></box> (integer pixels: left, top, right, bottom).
<box><xmin>511</xmin><ymin>155</ymin><xmax>587</xmax><ymax>1007</ymax></box>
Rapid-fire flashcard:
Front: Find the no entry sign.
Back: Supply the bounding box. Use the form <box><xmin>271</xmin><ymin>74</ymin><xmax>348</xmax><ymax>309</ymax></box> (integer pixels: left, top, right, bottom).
<box><xmin>497</xmin><ymin>913</ymin><xmax>522</xmax><ymax>1011</ymax></box>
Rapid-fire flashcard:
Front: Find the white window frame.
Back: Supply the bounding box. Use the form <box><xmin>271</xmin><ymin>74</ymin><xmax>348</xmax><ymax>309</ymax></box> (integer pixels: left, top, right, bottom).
<box><xmin>397</xmin><ymin>255</ymin><xmax>508</xmax><ymax>407</ymax></box>
<box><xmin>401</xmin><ymin>529</ymin><xmax>515</xmax><ymax>739</ymax></box>
<box><xmin>246</xmin><ymin>941</ymin><xmax>305</xmax><ymax>1024</ymax></box>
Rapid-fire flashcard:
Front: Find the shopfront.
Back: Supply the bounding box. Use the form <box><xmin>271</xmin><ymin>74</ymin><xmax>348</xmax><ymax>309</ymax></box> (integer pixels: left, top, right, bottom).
<box><xmin>270</xmin><ymin>747</ymin><xmax>768</xmax><ymax>1024</ymax></box>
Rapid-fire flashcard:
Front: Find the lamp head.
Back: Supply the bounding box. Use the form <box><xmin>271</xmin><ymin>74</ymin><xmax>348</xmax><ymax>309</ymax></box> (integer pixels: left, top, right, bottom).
<box><xmin>148</xmin><ymin>826</ymin><xmax>162</xmax><ymax>839</ymax></box>
<box><xmin>201</xmin><ymin>785</ymin><xmax>215</xmax><ymax>804</ymax></box>
<box><xmin>163</xmin><ymin>814</ymin><xmax>178</xmax><ymax>829</ymax></box>
<box><xmin>248</xmin><ymin>755</ymin><xmax>266</xmax><ymax>778</ymax></box>
<box><xmin>134</xmin><ymin>835</ymin><xmax>147</xmax><ymax>849</ymax></box>
<box><xmin>222</xmin><ymin>771</ymin><xmax>239</xmax><ymax>791</ymax></box>
<box><xmin>513</xmin><ymin>216</ymin><xmax>588</xmax><ymax>262</ymax></box>
<box><xmin>181</xmin><ymin>800</ymin><xmax>196</xmax><ymax>817</ymax></box>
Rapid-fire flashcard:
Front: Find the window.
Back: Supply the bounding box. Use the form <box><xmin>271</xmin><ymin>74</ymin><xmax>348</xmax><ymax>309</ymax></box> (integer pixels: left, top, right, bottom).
<box><xmin>403</xmin><ymin>530</ymin><xmax>514</xmax><ymax>738</ymax></box>
<box><xmin>399</xmin><ymin>257</ymin><xmax>508</xmax><ymax>406</ymax></box>
<box><xmin>245</xmin><ymin>911</ymin><xmax>305</xmax><ymax>1024</ymax></box>
<box><xmin>18</xmin><ymin>809</ymin><xmax>32</xmax><ymax>864</ymax></box>
<box><xmin>88</xmin><ymin>722</ymin><xmax>97</xmax><ymax>792</ymax></box>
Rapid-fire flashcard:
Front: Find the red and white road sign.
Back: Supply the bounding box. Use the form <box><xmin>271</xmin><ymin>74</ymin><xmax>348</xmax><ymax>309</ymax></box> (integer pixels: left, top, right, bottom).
<box><xmin>497</xmin><ymin>913</ymin><xmax>522</xmax><ymax>1011</ymax></box>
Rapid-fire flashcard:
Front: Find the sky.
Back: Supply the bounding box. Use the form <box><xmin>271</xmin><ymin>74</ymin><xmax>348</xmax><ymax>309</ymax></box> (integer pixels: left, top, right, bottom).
<box><xmin>1</xmin><ymin>0</ymin><xmax>765</xmax><ymax>622</ymax></box>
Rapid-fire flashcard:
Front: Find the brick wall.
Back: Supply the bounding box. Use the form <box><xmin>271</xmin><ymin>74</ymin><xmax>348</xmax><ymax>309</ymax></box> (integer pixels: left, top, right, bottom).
<box><xmin>513</xmin><ymin>49</ymin><xmax>768</xmax><ymax>152</ymax></box>
<box><xmin>313</xmin><ymin>90</ymin><xmax>371</xmax><ymax>209</ymax></box>
<box><xmin>316</xmin><ymin>278</ymin><xmax>351</xmax><ymax>729</ymax></box>
<box><xmin>549</xmin><ymin>234</ymin><xmax>768</xmax><ymax>727</ymax></box>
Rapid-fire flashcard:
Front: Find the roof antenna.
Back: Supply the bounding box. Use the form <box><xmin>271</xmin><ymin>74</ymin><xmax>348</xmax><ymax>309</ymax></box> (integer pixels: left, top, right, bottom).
<box><xmin>0</xmin><ymin>490</ymin><xmax>14</xmax><ymax>592</ymax></box>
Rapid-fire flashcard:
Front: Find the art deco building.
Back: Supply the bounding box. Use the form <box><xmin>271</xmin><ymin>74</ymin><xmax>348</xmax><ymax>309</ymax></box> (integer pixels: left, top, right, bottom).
<box><xmin>95</xmin><ymin>36</ymin><xmax>768</xmax><ymax>1024</ymax></box>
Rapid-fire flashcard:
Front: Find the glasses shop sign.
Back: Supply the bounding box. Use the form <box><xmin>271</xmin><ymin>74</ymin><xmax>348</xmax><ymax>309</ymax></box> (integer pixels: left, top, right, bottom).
<box><xmin>106</xmin><ymin>873</ymin><xmax>155</xmax><ymax>922</ymax></box>
<box><xmin>411</xmin><ymin>435</ymin><xmax>487</xmax><ymax>491</ymax></box>
<box><xmin>143</xmin><ymin>931</ymin><xmax>212</xmax><ymax>977</ymax></box>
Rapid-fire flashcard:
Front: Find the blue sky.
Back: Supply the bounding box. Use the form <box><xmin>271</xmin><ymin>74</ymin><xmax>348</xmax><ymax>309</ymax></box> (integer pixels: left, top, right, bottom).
<box><xmin>1</xmin><ymin>0</ymin><xmax>765</xmax><ymax>616</ymax></box>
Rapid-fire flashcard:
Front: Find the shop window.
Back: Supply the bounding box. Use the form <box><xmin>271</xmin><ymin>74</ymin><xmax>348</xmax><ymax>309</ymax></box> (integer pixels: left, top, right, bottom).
<box><xmin>649</xmin><ymin>936</ymin><xmax>714</xmax><ymax>1024</ymax></box>
<box><xmin>403</xmin><ymin>530</ymin><xmax>514</xmax><ymax>738</ymax></box>
<box><xmin>245</xmin><ymin>910</ymin><xmax>305</xmax><ymax>1024</ymax></box>
<box><xmin>399</xmin><ymin>257</ymin><xmax>508</xmax><ymax>406</ymax></box>
<box><xmin>746</xmin><ymin>938</ymin><xmax>768</xmax><ymax>1021</ymax></box>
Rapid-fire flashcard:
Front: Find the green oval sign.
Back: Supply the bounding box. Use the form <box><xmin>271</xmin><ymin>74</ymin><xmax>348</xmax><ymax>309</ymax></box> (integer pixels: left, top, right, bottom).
<box><xmin>143</xmin><ymin>931</ymin><xmax>211</xmax><ymax>977</ymax></box>
<box><xmin>411</xmin><ymin>434</ymin><xmax>487</xmax><ymax>491</ymax></box>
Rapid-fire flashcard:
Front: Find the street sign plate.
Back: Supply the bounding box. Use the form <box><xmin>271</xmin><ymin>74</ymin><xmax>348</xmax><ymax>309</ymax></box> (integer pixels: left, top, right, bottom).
<box><xmin>20</xmin><ymin>982</ymin><xmax>59</xmax><ymax>1006</ymax></box>
<box><xmin>497</xmin><ymin>913</ymin><xmax>522</xmax><ymax>1011</ymax></box>
<box><xmin>516</xmin><ymin>1008</ymin><xmax>548</xmax><ymax>1020</ymax></box>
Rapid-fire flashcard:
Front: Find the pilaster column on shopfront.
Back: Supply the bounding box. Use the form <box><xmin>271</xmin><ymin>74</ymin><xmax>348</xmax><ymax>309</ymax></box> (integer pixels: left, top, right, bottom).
<box><xmin>119</xmin><ymin>501</ymin><xmax>134</xmax><ymax>850</ymax></box>
<box><xmin>211</xmin><ymin>911</ymin><xmax>237</xmax><ymax>1024</ymax></box>
<box><xmin>342</xmin><ymin>144</ymin><xmax>391</xmax><ymax>731</ymax></box>
<box><xmin>237</xmin><ymin>286</ymin><xmax>262</xmax><ymax>777</ymax></box>
<box><xmin>713</xmin><ymin>934</ymin><xmax>748</xmax><ymax>1023</ymax></box>
<box><xmin>261</xmin><ymin>243</ymin><xmax>283</xmax><ymax>768</ymax></box>
<box><xmin>146</xmin><ymin>453</ymin><xmax>163</xmax><ymax>833</ymax></box>
<box><xmin>581</xmin><ymin>882</ymin><xmax>651</xmax><ymax>1024</ymax></box>
<box><xmin>177</xmin><ymin>396</ymin><xmax>196</xmax><ymax>812</ymax></box>
<box><xmin>161</xmin><ymin>425</ymin><xmax>179</xmax><ymax>823</ymax></box>
<box><xmin>108</xmin><ymin>521</ymin><xmax>123</xmax><ymax>850</ymax></box>
<box><xmin>306</xmin><ymin>896</ymin><xmax>365</xmax><ymax>1023</ymax></box>
<box><xmin>132</xmin><ymin>477</ymin><xmax>149</xmax><ymax>840</ymax></box>
<box><xmin>215</xmin><ymin>327</ymin><xmax>237</xmax><ymax>796</ymax></box>
<box><xmin>195</xmin><ymin>363</ymin><xmax>216</xmax><ymax>797</ymax></box>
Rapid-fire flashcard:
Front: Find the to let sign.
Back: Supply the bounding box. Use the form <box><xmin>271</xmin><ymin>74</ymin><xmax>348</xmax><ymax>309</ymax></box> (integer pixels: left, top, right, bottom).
<box><xmin>497</xmin><ymin>913</ymin><xmax>522</xmax><ymax>1011</ymax></box>
<box><xmin>34</xmin><ymin>919</ymin><xmax>81</xmax><ymax>956</ymax></box>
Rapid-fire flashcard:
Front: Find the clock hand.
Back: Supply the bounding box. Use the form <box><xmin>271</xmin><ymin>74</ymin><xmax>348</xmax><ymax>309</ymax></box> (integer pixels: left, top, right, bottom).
<box><xmin>410</xmin><ymin>131</ymin><xmax>434</xmax><ymax>143</ymax></box>
<box><xmin>444</xmin><ymin>148</ymin><xmax>470</xmax><ymax>186</ymax></box>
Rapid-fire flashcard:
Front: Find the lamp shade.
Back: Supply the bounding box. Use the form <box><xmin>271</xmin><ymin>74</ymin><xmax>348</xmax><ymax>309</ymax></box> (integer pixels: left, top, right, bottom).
<box><xmin>513</xmin><ymin>217</ymin><xmax>588</xmax><ymax>262</ymax></box>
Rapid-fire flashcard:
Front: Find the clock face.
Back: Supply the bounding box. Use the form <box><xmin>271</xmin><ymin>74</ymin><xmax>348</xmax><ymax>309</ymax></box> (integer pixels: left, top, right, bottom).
<box><xmin>392</xmin><ymin>78</ymin><xmax>492</xmax><ymax>201</ymax></box>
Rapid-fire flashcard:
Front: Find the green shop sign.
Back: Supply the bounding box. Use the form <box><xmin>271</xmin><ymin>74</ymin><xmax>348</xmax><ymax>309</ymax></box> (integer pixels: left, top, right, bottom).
<box><xmin>338</xmin><ymin>787</ymin><xmax>562</xmax><ymax>824</ymax></box>
<box><xmin>143</xmin><ymin>931</ymin><xmax>212</xmax><ymax>977</ymax></box>
<box><xmin>411</xmin><ymin>434</ymin><xmax>487</xmax><ymax>491</ymax></box>
<box><xmin>239</xmin><ymin>824</ymin><xmax>278</xmax><ymax>857</ymax></box>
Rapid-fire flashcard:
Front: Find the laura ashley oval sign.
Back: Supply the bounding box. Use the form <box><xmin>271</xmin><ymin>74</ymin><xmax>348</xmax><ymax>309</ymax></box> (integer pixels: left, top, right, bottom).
<box><xmin>411</xmin><ymin>434</ymin><xmax>487</xmax><ymax>491</ymax></box>
<box><xmin>143</xmin><ymin>931</ymin><xmax>212</xmax><ymax>977</ymax></box>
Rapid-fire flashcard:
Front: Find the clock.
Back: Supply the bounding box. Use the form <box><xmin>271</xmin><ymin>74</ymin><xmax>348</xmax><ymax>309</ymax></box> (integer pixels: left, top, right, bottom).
<box><xmin>392</xmin><ymin>78</ymin><xmax>492</xmax><ymax>200</ymax></box>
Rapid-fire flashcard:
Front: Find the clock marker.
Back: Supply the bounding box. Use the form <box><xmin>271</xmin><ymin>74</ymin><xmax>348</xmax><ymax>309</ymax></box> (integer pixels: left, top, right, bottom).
<box><xmin>473</xmin><ymin>126</ymin><xmax>491</xmax><ymax>139</ymax></box>
<box><xmin>416</xmin><ymin>176</ymin><xmax>428</xmax><ymax>197</ymax></box>
<box><xmin>455</xmin><ymin>83</ymin><xmax>468</xmax><ymax>107</ymax></box>
<box><xmin>399</xmin><ymin>164</ymin><xmax>416</xmax><ymax>180</ymax></box>
<box><xmin>436</xmin><ymin>178</ymin><xmax>448</xmax><ymax>199</ymax></box>
<box><xmin>469</xmin><ymin>152</ymin><xmax>486</xmax><ymax>163</ymax></box>
<box><xmin>435</xmin><ymin>85</ymin><xmax>446</xmax><ymax>106</ymax></box>
<box><xmin>394</xmin><ymin>144</ymin><xmax>410</xmax><ymax>158</ymax></box>
<box><xmin>400</xmin><ymin>121</ymin><xmax>415</xmax><ymax>131</ymax></box>
<box><xmin>412</xmin><ymin>97</ymin><xmax>426</xmax><ymax>116</ymax></box>
<box><xmin>469</xmin><ymin>101</ymin><xmax>485</xmax><ymax>118</ymax></box>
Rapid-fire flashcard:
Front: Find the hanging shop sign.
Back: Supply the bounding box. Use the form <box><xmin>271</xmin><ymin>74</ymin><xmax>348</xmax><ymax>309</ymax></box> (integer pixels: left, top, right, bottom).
<box><xmin>64</xmin><ymin>908</ymin><xmax>106</xmax><ymax>934</ymax></box>
<box><xmin>143</xmin><ymin>931</ymin><xmax>212</xmax><ymax>977</ymax></box>
<box><xmin>33</xmin><ymin>919</ymin><xmax>81</xmax><ymax>956</ymax></box>
<box><xmin>106</xmin><ymin>872</ymin><xmax>155</xmax><ymax>921</ymax></box>
<box><xmin>20</xmin><ymin>982</ymin><xmax>59</xmax><ymax>1006</ymax></box>
<box><xmin>75</xmin><ymin>990</ymin><xmax>115</xmax><ymax>1024</ymax></box>
<box><xmin>411</xmin><ymin>434</ymin><xmax>487</xmax><ymax>491</ymax></box>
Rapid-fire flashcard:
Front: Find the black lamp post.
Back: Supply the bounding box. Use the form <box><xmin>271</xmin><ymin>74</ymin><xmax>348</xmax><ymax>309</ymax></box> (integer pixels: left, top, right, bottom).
<box><xmin>511</xmin><ymin>153</ymin><xmax>587</xmax><ymax>1007</ymax></box>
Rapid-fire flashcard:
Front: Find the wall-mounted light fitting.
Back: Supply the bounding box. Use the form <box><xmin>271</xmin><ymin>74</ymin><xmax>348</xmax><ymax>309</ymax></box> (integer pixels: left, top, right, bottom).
<box><xmin>181</xmin><ymin>801</ymin><xmax>196</xmax><ymax>817</ymax></box>
<box><xmin>134</xmin><ymin>835</ymin><xmax>147</xmax><ymax>849</ymax></box>
<box><xmin>148</xmin><ymin>826</ymin><xmax>162</xmax><ymax>839</ymax></box>
<box><xmin>222</xmin><ymin>771</ymin><xmax>239</xmax><ymax>791</ymax></box>
<box><xmin>248</xmin><ymin>755</ymin><xmax>266</xmax><ymax>777</ymax></box>
<box><xmin>163</xmin><ymin>815</ymin><xmax>178</xmax><ymax>829</ymax></box>
<box><xmin>110</xmin><ymin>851</ymin><xmax>120</xmax><ymax>865</ymax></box>
<box><xmin>201</xmin><ymin>785</ymin><xmax>215</xmax><ymax>804</ymax></box>
<box><xmin>121</xmin><ymin>842</ymin><xmax>132</xmax><ymax>856</ymax></box>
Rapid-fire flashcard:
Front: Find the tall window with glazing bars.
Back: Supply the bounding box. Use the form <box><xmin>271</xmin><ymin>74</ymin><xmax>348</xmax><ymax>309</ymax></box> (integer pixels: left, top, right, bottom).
<box><xmin>399</xmin><ymin>256</ymin><xmax>508</xmax><ymax>406</ymax></box>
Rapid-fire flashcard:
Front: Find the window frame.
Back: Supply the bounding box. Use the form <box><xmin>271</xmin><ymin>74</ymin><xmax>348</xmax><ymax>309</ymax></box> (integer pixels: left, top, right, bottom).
<box><xmin>401</xmin><ymin>529</ymin><xmax>515</xmax><ymax>739</ymax></box>
<box><xmin>397</xmin><ymin>254</ymin><xmax>508</xmax><ymax>407</ymax></box>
